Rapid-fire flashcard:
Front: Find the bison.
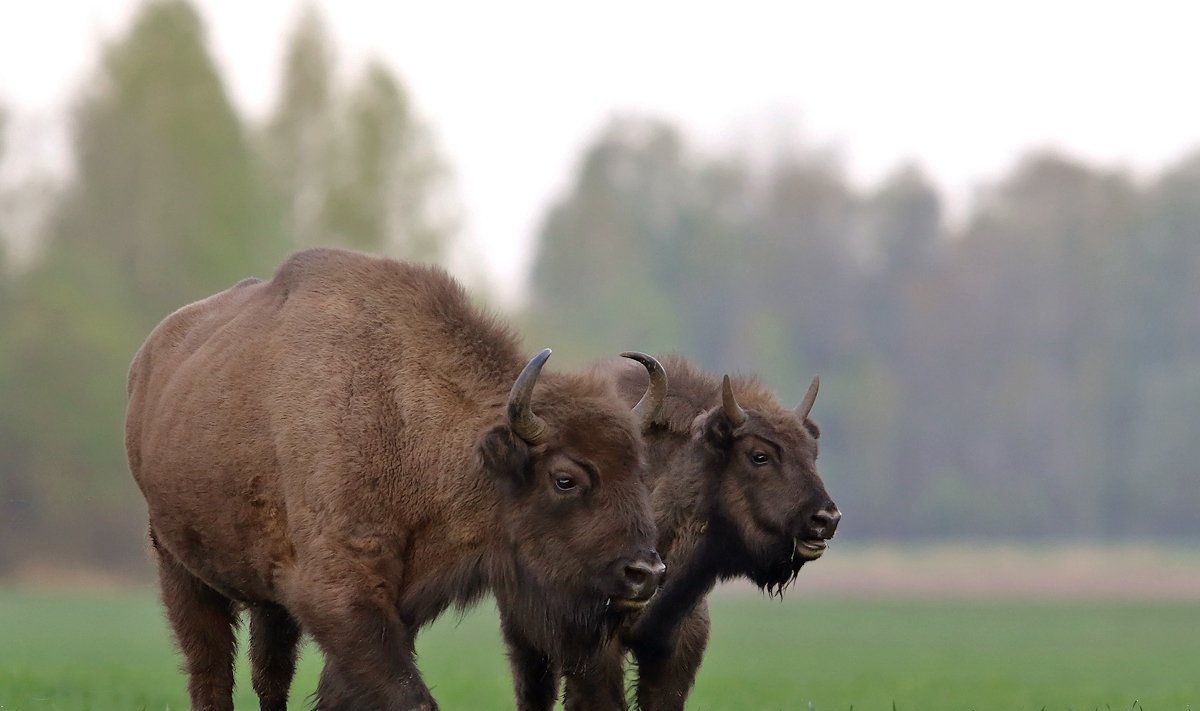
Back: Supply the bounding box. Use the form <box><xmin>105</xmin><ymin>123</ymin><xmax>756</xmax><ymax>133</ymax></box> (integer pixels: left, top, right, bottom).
<box><xmin>125</xmin><ymin>248</ymin><xmax>667</xmax><ymax>711</ymax></box>
<box><xmin>502</xmin><ymin>355</ymin><xmax>841</xmax><ymax>711</ymax></box>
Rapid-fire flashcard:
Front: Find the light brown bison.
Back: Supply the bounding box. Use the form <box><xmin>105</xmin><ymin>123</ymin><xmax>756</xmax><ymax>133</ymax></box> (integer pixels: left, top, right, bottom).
<box><xmin>125</xmin><ymin>248</ymin><xmax>667</xmax><ymax>711</ymax></box>
<box><xmin>503</xmin><ymin>355</ymin><xmax>841</xmax><ymax>711</ymax></box>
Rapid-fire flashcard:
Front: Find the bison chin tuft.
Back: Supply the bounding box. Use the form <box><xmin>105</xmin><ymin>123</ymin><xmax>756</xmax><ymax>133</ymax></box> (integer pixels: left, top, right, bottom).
<box><xmin>743</xmin><ymin>537</ymin><xmax>805</xmax><ymax>597</ymax></box>
<box><xmin>713</xmin><ymin>525</ymin><xmax>806</xmax><ymax>598</ymax></box>
<box><xmin>493</xmin><ymin>565</ymin><xmax>622</xmax><ymax>671</ymax></box>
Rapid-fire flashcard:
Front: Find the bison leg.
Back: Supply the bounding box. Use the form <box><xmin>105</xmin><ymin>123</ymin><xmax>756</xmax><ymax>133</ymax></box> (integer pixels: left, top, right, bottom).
<box><xmin>561</xmin><ymin>639</ymin><xmax>628</xmax><ymax>711</ymax></box>
<box><xmin>630</xmin><ymin>602</ymin><xmax>710</xmax><ymax>711</ymax></box>
<box><xmin>249</xmin><ymin>602</ymin><xmax>301</xmax><ymax>711</ymax></box>
<box><xmin>155</xmin><ymin>542</ymin><xmax>239</xmax><ymax>711</ymax></box>
<box><xmin>284</xmin><ymin>572</ymin><xmax>436</xmax><ymax>710</ymax></box>
<box><xmin>500</xmin><ymin>614</ymin><xmax>560</xmax><ymax>711</ymax></box>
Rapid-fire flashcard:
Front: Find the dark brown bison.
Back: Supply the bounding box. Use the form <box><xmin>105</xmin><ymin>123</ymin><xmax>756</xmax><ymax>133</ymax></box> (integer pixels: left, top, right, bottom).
<box><xmin>125</xmin><ymin>248</ymin><xmax>667</xmax><ymax>711</ymax></box>
<box><xmin>503</xmin><ymin>355</ymin><xmax>841</xmax><ymax>711</ymax></box>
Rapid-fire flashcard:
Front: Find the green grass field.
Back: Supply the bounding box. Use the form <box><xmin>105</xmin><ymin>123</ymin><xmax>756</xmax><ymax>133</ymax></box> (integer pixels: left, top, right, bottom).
<box><xmin>1</xmin><ymin>588</ymin><xmax>1196</xmax><ymax>710</ymax></box>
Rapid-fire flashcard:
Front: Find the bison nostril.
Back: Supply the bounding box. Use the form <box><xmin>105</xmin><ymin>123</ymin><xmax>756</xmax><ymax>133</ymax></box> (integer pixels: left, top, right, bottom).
<box><xmin>811</xmin><ymin>507</ymin><xmax>842</xmax><ymax>538</ymax></box>
<box><xmin>622</xmin><ymin>551</ymin><xmax>666</xmax><ymax>598</ymax></box>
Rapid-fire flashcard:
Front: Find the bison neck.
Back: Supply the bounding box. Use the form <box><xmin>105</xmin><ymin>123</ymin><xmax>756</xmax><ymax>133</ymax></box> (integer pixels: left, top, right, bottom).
<box><xmin>395</xmin><ymin>477</ymin><xmax>511</xmax><ymax>629</ymax></box>
<box><xmin>626</xmin><ymin>437</ymin><xmax>725</xmax><ymax>656</ymax></box>
<box><xmin>644</xmin><ymin>429</ymin><xmax>709</xmax><ymax>553</ymax></box>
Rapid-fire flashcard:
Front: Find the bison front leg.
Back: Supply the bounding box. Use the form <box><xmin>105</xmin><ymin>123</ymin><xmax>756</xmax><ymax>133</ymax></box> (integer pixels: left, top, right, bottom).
<box><xmin>249</xmin><ymin>602</ymin><xmax>301</xmax><ymax>711</ymax></box>
<box><xmin>562</xmin><ymin>639</ymin><xmax>629</xmax><ymax>711</ymax></box>
<box><xmin>630</xmin><ymin>602</ymin><xmax>710</xmax><ymax>711</ymax></box>
<box><xmin>284</xmin><ymin>570</ymin><xmax>436</xmax><ymax>711</ymax></box>
<box><xmin>501</xmin><ymin>614</ymin><xmax>560</xmax><ymax>711</ymax></box>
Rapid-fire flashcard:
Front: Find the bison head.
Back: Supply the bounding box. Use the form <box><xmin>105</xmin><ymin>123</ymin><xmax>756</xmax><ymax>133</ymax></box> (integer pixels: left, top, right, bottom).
<box><xmin>479</xmin><ymin>349</ymin><xmax>666</xmax><ymax>667</ymax></box>
<box><xmin>698</xmin><ymin>375</ymin><xmax>840</xmax><ymax>594</ymax></box>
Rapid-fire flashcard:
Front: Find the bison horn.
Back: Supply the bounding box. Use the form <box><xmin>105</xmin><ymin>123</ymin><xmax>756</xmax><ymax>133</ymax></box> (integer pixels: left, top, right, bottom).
<box><xmin>507</xmin><ymin>348</ymin><xmax>552</xmax><ymax>445</ymax></box>
<box><xmin>620</xmin><ymin>351</ymin><xmax>668</xmax><ymax>430</ymax></box>
<box><xmin>795</xmin><ymin>376</ymin><xmax>820</xmax><ymax>421</ymax></box>
<box><xmin>720</xmin><ymin>375</ymin><xmax>748</xmax><ymax>427</ymax></box>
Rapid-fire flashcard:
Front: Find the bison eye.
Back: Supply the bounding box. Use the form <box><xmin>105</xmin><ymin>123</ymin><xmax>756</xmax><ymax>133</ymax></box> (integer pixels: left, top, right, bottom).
<box><xmin>554</xmin><ymin>476</ymin><xmax>578</xmax><ymax>492</ymax></box>
<box><xmin>749</xmin><ymin>451</ymin><xmax>770</xmax><ymax>466</ymax></box>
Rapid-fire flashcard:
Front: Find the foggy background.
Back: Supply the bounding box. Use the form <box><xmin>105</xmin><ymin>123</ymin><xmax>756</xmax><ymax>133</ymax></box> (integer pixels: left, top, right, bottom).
<box><xmin>2</xmin><ymin>0</ymin><xmax>1199</xmax><ymax>577</ymax></box>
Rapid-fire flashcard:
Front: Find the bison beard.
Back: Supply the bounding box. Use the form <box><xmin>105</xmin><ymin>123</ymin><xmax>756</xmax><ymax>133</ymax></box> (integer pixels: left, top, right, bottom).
<box><xmin>494</xmin><ymin>562</ymin><xmax>621</xmax><ymax>671</ymax></box>
<box><xmin>710</xmin><ymin>515</ymin><xmax>806</xmax><ymax>597</ymax></box>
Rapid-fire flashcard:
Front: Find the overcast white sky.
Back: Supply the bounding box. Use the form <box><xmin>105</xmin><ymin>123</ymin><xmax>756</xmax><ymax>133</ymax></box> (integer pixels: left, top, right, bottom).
<box><xmin>2</xmin><ymin>0</ymin><xmax>1199</xmax><ymax>301</ymax></box>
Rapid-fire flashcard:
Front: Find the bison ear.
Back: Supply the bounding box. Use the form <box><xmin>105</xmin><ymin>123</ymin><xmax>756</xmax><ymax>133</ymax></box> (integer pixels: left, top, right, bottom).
<box><xmin>477</xmin><ymin>423</ymin><xmax>531</xmax><ymax>494</ymax></box>
<box><xmin>700</xmin><ymin>408</ymin><xmax>737</xmax><ymax>451</ymax></box>
<box><xmin>803</xmin><ymin>419</ymin><xmax>821</xmax><ymax>439</ymax></box>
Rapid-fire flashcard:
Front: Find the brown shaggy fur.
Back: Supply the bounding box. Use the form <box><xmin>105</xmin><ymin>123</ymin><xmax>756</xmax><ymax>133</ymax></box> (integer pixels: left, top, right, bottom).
<box><xmin>126</xmin><ymin>248</ymin><xmax>660</xmax><ymax>711</ymax></box>
<box><xmin>503</xmin><ymin>355</ymin><xmax>840</xmax><ymax>711</ymax></box>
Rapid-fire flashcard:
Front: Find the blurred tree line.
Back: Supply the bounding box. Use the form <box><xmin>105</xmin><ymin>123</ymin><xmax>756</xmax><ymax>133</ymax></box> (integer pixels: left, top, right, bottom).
<box><xmin>1</xmin><ymin>1</ymin><xmax>1198</xmax><ymax>576</ymax></box>
<box><xmin>0</xmin><ymin>1</ymin><xmax>456</xmax><ymax>574</ymax></box>
<box><xmin>528</xmin><ymin>118</ymin><xmax>1200</xmax><ymax>541</ymax></box>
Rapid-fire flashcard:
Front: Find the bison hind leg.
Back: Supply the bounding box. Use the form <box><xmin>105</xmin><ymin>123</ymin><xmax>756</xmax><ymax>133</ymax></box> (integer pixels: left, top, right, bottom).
<box><xmin>250</xmin><ymin>602</ymin><xmax>302</xmax><ymax>711</ymax></box>
<box><xmin>154</xmin><ymin>540</ymin><xmax>240</xmax><ymax>711</ymax></box>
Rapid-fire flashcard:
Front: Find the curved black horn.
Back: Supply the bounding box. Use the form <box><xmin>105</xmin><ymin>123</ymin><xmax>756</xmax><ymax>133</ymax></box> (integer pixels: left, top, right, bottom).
<box><xmin>720</xmin><ymin>375</ymin><xmax>748</xmax><ymax>427</ymax></box>
<box><xmin>507</xmin><ymin>348</ymin><xmax>552</xmax><ymax>445</ymax></box>
<box><xmin>795</xmin><ymin>376</ymin><xmax>820</xmax><ymax>421</ymax></box>
<box><xmin>621</xmin><ymin>351</ymin><xmax>668</xmax><ymax>430</ymax></box>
